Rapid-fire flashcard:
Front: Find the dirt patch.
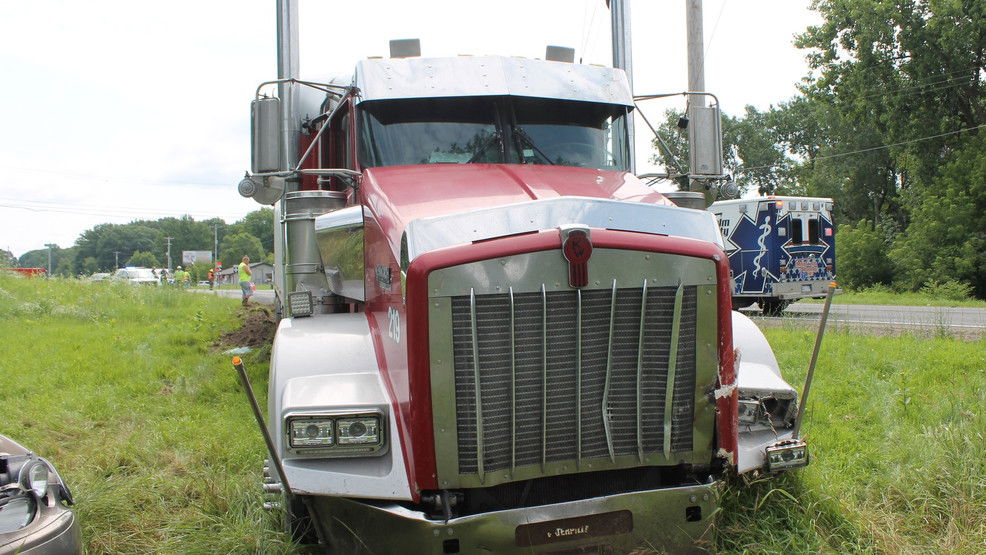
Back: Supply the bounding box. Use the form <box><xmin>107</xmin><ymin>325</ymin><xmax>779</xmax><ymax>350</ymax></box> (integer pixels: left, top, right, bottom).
<box><xmin>214</xmin><ymin>306</ymin><xmax>276</xmax><ymax>350</ymax></box>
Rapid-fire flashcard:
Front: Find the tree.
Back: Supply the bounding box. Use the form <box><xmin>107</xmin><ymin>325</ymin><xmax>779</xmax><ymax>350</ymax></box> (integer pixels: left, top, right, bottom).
<box><xmin>74</xmin><ymin>223</ymin><xmax>160</xmax><ymax>270</ymax></box>
<box><xmin>232</xmin><ymin>209</ymin><xmax>275</xmax><ymax>254</ymax></box>
<box><xmin>889</xmin><ymin>132</ymin><xmax>986</xmax><ymax>295</ymax></box>
<box><xmin>648</xmin><ymin>106</ymin><xmax>791</xmax><ymax>197</ymax></box>
<box><xmin>791</xmin><ymin>0</ymin><xmax>986</xmax><ymax>226</ymax></box>
<box><xmin>835</xmin><ymin>221</ymin><xmax>894</xmax><ymax>289</ymax></box>
<box><xmin>54</xmin><ymin>249</ymin><xmax>77</xmax><ymax>277</ymax></box>
<box><xmin>0</xmin><ymin>249</ymin><xmax>14</xmax><ymax>267</ymax></box>
<box><xmin>220</xmin><ymin>232</ymin><xmax>264</xmax><ymax>268</ymax></box>
<box><xmin>784</xmin><ymin>0</ymin><xmax>986</xmax><ymax>297</ymax></box>
<box><xmin>17</xmin><ymin>246</ymin><xmax>72</xmax><ymax>273</ymax></box>
<box><xmin>188</xmin><ymin>261</ymin><xmax>213</xmax><ymax>283</ymax></box>
<box><xmin>128</xmin><ymin>251</ymin><xmax>161</xmax><ymax>268</ymax></box>
<box><xmin>155</xmin><ymin>216</ymin><xmax>213</xmax><ymax>266</ymax></box>
<box><xmin>81</xmin><ymin>257</ymin><xmax>99</xmax><ymax>274</ymax></box>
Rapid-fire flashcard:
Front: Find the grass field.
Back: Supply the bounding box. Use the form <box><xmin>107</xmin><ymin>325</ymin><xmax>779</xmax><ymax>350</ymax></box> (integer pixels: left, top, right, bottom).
<box><xmin>0</xmin><ymin>275</ymin><xmax>294</xmax><ymax>553</ymax></box>
<box><xmin>724</xmin><ymin>323</ymin><xmax>985</xmax><ymax>552</ymax></box>
<box><xmin>1</xmin><ymin>275</ymin><xmax>983</xmax><ymax>553</ymax></box>
<box><xmin>805</xmin><ymin>286</ymin><xmax>986</xmax><ymax>308</ymax></box>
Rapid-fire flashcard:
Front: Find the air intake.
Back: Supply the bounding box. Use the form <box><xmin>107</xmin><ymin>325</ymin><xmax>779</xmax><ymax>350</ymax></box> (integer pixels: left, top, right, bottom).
<box><xmin>389</xmin><ymin>38</ymin><xmax>421</xmax><ymax>58</ymax></box>
<box><xmin>545</xmin><ymin>45</ymin><xmax>575</xmax><ymax>63</ymax></box>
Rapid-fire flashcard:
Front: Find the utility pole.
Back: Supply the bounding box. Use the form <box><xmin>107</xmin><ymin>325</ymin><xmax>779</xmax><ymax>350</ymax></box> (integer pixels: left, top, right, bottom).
<box><xmin>44</xmin><ymin>243</ymin><xmax>57</xmax><ymax>275</ymax></box>
<box><xmin>213</xmin><ymin>225</ymin><xmax>219</xmax><ymax>267</ymax></box>
<box><xmin>113</xmin><ymin>251</ymin><xmax>121</xmax><ymax>269</ymax></box>
<box><xmin>164</xmin><ymin>237</ymin><xmax>173</xmax><ymax>271</ymax></box>
<box><xmin>686</xmin><ymin>0</ymin><xmax>706</xmax><ymax>193</ymax></box>
<box><xmin>685</xmin><ymin>0</ymin><xmax>723</xmax><ymax>197</ymax></box>
<box><xmin>686</xmin><ymin>0</ymin><xmax>706</xmax><ymax>111</ymax></box>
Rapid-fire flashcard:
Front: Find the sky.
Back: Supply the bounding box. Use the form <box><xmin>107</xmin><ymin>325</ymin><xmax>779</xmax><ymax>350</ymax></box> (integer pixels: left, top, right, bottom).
<box><xmin>0</xmin><ymin>0</ymin><xmax>822</xmax><ymax>259</ymax></box>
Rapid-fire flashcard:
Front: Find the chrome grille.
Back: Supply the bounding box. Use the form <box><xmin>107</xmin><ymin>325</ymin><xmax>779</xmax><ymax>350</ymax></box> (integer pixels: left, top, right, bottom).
<box><xmin>451</xmin><ymin>283</ymin><xmax>698</xmax><ymax>478</ymax></box>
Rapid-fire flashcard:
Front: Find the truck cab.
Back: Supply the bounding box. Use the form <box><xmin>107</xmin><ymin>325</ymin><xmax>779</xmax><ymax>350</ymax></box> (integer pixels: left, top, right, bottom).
<box><xmin>241</xmin><ymin>48</ymin><xmax>807</xmax><ymax>553</ymax></box>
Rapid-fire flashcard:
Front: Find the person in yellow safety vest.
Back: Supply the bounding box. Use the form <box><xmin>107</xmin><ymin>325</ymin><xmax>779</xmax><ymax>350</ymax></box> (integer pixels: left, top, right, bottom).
<box><xmin>238</xmin><ymin>256</ymin><xmax>253</xmax><ymax>306</ymax></box>
<box><xmin>175</xmin><ymin>266</ymin><xmax>184</xmax><ymax>286</ymax></box>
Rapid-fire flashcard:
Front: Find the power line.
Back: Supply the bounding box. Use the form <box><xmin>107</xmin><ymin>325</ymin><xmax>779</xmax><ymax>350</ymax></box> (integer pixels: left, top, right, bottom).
<box><xmin>0</xmin><ymin>199</ymin><xmax>244</xmax><ymax>221</ymax></box>
<box><xmin>738</xmin><ymin>122</ymin><xmax>986</xmax><ymax>173</ymax></box>
<box><xmin>704</xmin><ymin>0</ymin><xmax>728</xmax><ymax>57</ymax></box>
<box><xmin>811</xmin><ymin>65</ymin><xmax>983</xmax><ymax>103</ymax></box>
<box><xmin>2</xmin><ymin>164</ymin><xmax>231</xmax><ymax>188</ymax></box>
<box><xmin>845</xmin><ymin>72</ymin><xmax>978</xmax><ymax>103</ymax></box>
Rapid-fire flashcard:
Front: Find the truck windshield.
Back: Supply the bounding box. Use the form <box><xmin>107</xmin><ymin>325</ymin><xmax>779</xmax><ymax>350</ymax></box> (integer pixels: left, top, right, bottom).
<box><xmin>358</xmin><ymin>96</ymin><xmax>630</xmax><ymax>171</ymax></box>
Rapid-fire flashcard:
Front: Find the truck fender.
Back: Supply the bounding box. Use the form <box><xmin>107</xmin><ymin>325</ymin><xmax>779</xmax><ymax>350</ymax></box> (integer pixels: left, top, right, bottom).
<box><xmin>268</xmin><ymin>313</ymin><xmax>413</xmax><ymax>500</ymax></box>
<box><xmin>732</xmin><ymin>311</ymin><xmax>799</xmax><ymax>473</ymax></box>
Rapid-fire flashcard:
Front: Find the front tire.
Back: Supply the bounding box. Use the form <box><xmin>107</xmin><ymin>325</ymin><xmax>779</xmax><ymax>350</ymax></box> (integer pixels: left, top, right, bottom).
<box><xmin>284</xmin><ymin>493</ymin><xmax>320</xmax><ymax>545</ymax></box>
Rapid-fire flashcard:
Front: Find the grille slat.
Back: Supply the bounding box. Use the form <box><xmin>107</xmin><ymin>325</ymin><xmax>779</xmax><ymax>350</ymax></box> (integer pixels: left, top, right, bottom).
<box><xmin>662</xmin><ymin>281</ymin><xmax>685</xmax><ymax>459</ymax></box>
<box><xmin>452</xmin><ymin>283</ymin><xmax>699</xmax><ymax>476</ymax></box>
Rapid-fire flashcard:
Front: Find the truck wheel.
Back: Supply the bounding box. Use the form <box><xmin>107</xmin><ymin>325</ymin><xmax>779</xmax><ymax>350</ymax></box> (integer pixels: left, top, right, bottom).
<box><xmin>731</xmin><ymin>298</ymin><xmax>755</xmax><ymax>310</ymax></box>
<box><xmin>759</xmin><ymin>299</ymin><xmax>790</xmax><ymax>316</ymax></box>
<box><xmin>284</xmin><ymin>494</ymin><xmax>320</xmax><ymax>545</ymax></box>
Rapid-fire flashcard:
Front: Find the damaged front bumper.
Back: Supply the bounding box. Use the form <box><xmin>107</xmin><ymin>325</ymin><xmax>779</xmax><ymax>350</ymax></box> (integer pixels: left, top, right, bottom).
<box><xmin>308</xmin><ymin>481</ymin><xmax>720</xmax><ymax>554</ymax></box>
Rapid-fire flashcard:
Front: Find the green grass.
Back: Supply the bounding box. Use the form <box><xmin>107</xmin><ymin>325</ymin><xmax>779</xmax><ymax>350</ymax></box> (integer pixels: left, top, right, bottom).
<box><xmin>719</xmin><ymin>325</ymin><xmax>986</xmax><ymax>553</ymax></box>
<box><xmin>803</xmin><ymin>287</ymin><xmax>986</xmax><ymax>308</ymax></box>
<box><xmin>2</xmin><ymin>275</ymin><xmax>983</xmax><ymax>553</ymax></box>
<box><xmin>0</xmin><ymin>275</ymin><xmax>297</xmax><ymax>553</ymax></box>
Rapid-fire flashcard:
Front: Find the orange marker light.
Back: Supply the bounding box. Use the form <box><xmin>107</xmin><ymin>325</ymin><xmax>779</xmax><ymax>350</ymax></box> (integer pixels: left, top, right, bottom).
<box><xmin>232</xmin><ymin>356</ymin><xmax>242</xmax><ymax>366</ymax></box>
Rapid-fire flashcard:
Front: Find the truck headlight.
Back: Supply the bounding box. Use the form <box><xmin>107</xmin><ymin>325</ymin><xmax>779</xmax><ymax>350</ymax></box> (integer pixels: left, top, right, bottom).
<box><xmin>289</xmin><ymin>417</ymin><xmax>334</xmax><ymax>447</ymax></box>
<box><xmin>337</xmin><ymin>416</ymin><xmax>381</xmax><ymax>445</ymax></box>
<box><xmin>765</xmin><ymin>440</ymin><xmax>809</xmax><ymax>471</ymax></box>
<box><xmin>738</xmin><ymin>400</ymin><xmax>762</xmax><ymax>425</ymax></box>
<box><xmin>284</xmin><ymin>411</ymin><xmax>387</xmax><ymax>457</ymax></box>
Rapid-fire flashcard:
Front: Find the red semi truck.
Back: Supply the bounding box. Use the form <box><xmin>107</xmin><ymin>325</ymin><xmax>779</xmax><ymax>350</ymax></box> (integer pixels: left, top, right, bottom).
<box><xmin>236</xmin><ymin>3</ymin><xmax>809</xmax><ymax>552</ymax></box>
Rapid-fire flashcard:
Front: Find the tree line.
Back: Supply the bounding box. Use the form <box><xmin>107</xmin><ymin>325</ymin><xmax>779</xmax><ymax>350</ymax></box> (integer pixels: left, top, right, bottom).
<box><xmin>651</xmin><ymin>0</ymin><xmax>985</xmax><ymax>298</ymax></box>
<box><xmin>8</xmin><ymin>2</ymin><xmax>984</xmax><ymax>298</ymax></box>
<box><xmin>11</xmin><ymin>208</ymin><xmax>274</xmax><ymax>279</ymax></box>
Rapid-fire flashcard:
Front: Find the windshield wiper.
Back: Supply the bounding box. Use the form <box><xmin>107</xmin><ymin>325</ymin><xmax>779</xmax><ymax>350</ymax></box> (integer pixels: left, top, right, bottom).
<box><xmin>467</xmin><ymin>130</ymin><xmax>504</xmax><ymax>163</ymax></box>
<box><xmin>512</xmin><ymin>125</ymin><xmax>555</xmax><ymax>165</ymax></box>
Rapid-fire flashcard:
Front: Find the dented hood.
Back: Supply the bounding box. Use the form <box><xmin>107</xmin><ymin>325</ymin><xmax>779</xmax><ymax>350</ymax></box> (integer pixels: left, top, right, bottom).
<box><xmin>361</xmin><ymin>164</ymin><xmax>677</xmax><ymax>254</ymax></box>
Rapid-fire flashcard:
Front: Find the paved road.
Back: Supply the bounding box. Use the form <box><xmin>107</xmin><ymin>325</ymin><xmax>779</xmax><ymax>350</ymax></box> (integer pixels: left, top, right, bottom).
<box><xmin>744</xmin><ymin>302</ymin><xmax>986</xmax><ymax>335</ymax></box>
<box><xmin>196</xmin><ymin>288</ymin><xmax>276</xmax><ymax>305</ymax></box>
<box><xmin>202</xmin><ymin>287</ymin><xmax>985</xmax><ymax>333</ymax></box>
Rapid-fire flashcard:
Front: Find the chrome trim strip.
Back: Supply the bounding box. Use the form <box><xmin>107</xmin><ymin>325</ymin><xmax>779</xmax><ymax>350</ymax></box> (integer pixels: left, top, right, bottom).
<box><xmin>663</xmin><ymin>280</ymin><xmax>685</xmax><ymax>459</ymax></box>
<box><xmin>469</xmin><ymin>288</ymin><xmax>484</xmax><ymax>483</ymax></box>
<box><xmin>509</xmin><ymin>287</ymin><xmax>516</xmax><ymax>475</ymax></box>
<box><xmin>576</xmin><ymin>288</ymin><xmax>583</xmax><ymax>465</ymax></box>
<box><xmin>404</xmin><ymin>197</ymin><xmax>724</xmax><ymax>263</ymax></box>
<box><xmin>602</xmin><ymin>279</ymin><xmax>617</xmax><ymax>462</ymax></box>
<box><xmin>636</xmin><ymin>279</ymin><xmax>648</xmax><ymax>462</ymax></box>
<box><xmin>540</xmin><ymin>284</ymin><xmax>548</xmax><ymax>472</ymax></box>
